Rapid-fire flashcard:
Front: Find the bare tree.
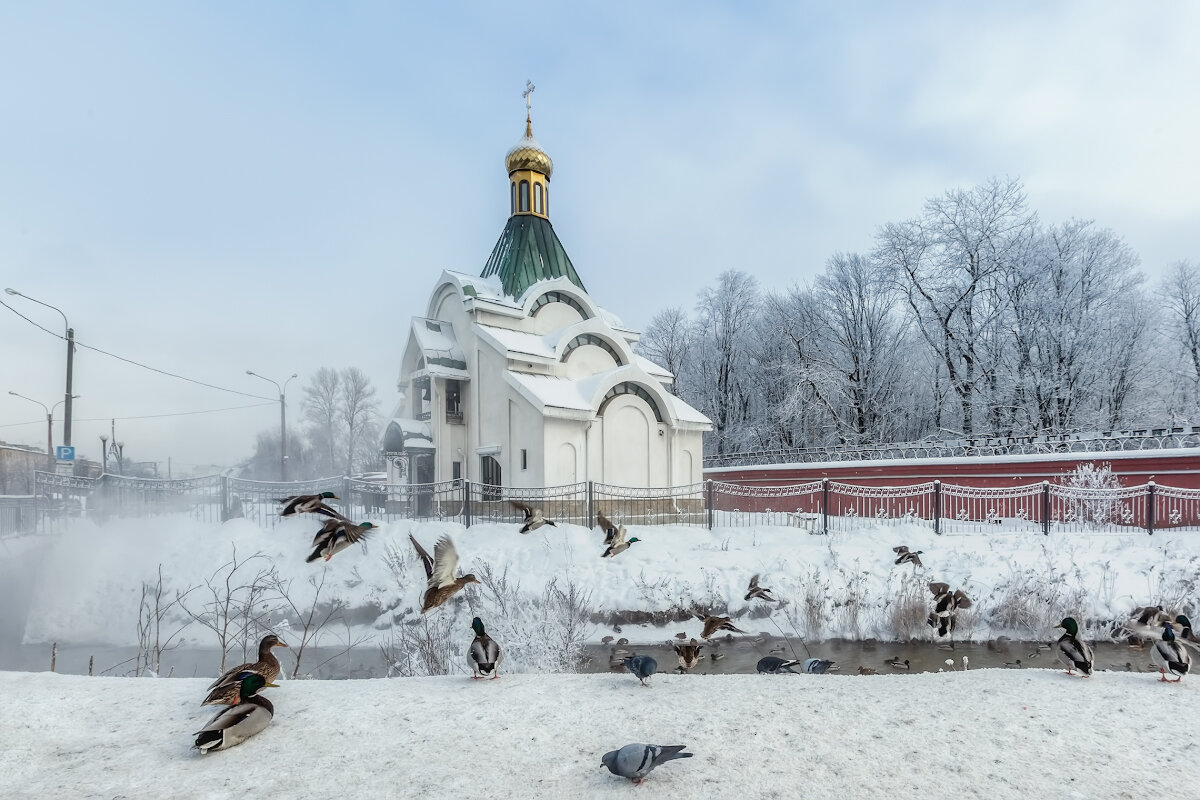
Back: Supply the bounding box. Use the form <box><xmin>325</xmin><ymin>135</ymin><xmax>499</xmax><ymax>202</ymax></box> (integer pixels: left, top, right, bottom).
<box><xmin>136</xmin><ymin>564</ymin><xmax>197</xmax><ymax>677</ymax></box>
<box><xmin>814</xmin><ymin>252</ymin><xmax>909</xmax><ymax>443</ymax></box>
<box><xmin>271</xmin><ymin>566</ymin><xmax>349</xmax><ymax>679</ymax></box>
<box><xmin>637</xmin><ymin>306</ymin><xmax>693</xmax><ymax>395</ymax></box>
<box><xmin>1160</xmin><ymin>260</ymin><xmax>1200</xmax><ymax>414</ymax></box>
<box><xmin>303</xmin><ymin>367</ymin><xmax>343</xmax><ymax>476</ymax></box>
<box><xmin>693</xmin><ymin>270</ymin><xmax>760</xmax><ymax>454</ymax></box>
<box><xmin>178</xmin><ymin>547</ymin><xmax>280</xmax><ymax>672</ymax></box>
<box><xmin>876</xmin><ymin>177</ymin><xmax>1036</xmax><ymax>437</ymax></box>
<box><xmin>339</xmin><ymin>367</ymin><xmax>379</xmax><ymax>475</ymax></box>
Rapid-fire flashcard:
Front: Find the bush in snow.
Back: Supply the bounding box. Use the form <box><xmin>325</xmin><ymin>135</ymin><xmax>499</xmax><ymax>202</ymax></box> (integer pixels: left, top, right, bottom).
<box><xmin>1058</xmin><ymin>462</ymin><xmax>1124</xmax><ymax>526</ymax></box>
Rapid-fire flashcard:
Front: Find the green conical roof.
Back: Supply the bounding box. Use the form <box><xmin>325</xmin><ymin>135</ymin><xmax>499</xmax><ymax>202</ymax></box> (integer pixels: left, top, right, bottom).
<box><xmin>480</xmin><ymin>214</ymin><xmax>586</xmax><ymax>300</ymax></box>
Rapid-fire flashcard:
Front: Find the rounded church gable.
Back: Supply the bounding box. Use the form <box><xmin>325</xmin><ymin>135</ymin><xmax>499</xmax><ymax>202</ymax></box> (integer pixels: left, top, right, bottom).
<box><xmin>524</xmin><ymin>285</ymin><xmax>598</xmax><ymax>320</ymax></box>
<box><xmin>562</xmin><ymin>333</ymin><xmax>625</xmax><ymax>367</ymax></box>
<box><xmin>598</xmin><ymin>381</ymin><xmax>666</xmax><ymax>423</ymax></box>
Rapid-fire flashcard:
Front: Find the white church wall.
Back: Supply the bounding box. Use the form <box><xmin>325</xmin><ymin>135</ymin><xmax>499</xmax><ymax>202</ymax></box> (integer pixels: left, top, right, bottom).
<box><xmin>543</xmin><ymin>418</ymin><xmax>583</xmax><ymax>485</ymax></box>
<box><xmin>506</xmin><ymin>395</ymin><xmax>545</xmax><ymax>488</ymax></box>
<box><xmin>528</xmin><ymin>301</ymin><xmax>584</xmax><ymax>334</ymax></box>
<box><xmin>601</xmin><ymin>395</ymin><xmax>656</xmax><ymax>486</ymax></box>
<box><xmin>473</xmin><ymin>345</ymin><xmax>512</xmax><ymax>482</ymax></box>
<box><xmin>562</xmin><ymin>344</ymin><xmax>619</xmax><ymax>379</ymax></box>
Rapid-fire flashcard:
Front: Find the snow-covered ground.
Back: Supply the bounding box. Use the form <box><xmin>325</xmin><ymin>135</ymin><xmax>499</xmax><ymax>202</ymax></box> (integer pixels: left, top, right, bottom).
<box><xmin>0</xmin><ymin>668</ymin><xmax>1194</xmax><ymax>799</ymax></box>
<box><xmin>8</xmin><ymin>514</ymin><xmax>1199</xmax><ymax>662</ymax></box>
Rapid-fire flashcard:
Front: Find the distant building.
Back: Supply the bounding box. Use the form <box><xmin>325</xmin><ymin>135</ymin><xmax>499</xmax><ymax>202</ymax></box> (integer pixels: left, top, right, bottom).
<box><xmin>0</xmin><ymin>442</ymin><xmax>50</xmax><ymax>494</ymax></box>
<box><xmin>386</xmin><ymin>108</ymin><xmax>709</xmax><ymax>489</ymax></box>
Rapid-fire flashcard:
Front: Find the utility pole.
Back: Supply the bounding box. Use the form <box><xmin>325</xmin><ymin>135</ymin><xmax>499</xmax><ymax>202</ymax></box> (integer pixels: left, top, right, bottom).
<box><xmin>247</xmin><ymin>370</ymin><xmax>298</xmax><ymax>481</ymax></box>
<box><xmin>4</xmin><ymin>289</ymin><xmax>75</xmax><ymax>445</ymax></box>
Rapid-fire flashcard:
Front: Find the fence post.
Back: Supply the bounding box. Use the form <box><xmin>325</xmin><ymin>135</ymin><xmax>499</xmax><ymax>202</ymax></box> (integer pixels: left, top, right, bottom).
<box><xmin>933</xmin><ymin>480</ymin><xmax>941</xmax><ymax>536</ymax></box>
<box><xmin>343</xmin><ymin>476</ymin><xmax>353</xmax><ymax>517</ymax></box>
<box><xmin>1041</xmin><ymin>480</ymin><xmax>1050</xmax><ymax>536</ymax></box>
<box><xmin>1146</xmin><ymin>481</ymin><xmax>1155</xmax><ymax>536</ymax></box>
<box><xmin>586</xmin><ymin>481</ymin><xmax>594</xmax><ymax>526</ymax></box>
<box><xmin>706</xmin><ymin>480</ymin><xmax>714</xmax><ymax>530</ymax></box>
<box><xmin>822</xmin><ymin>478</ymin><xmax>829</xmax><ymax>535</ymax></box>
<box><xmin>220</xmin><ymin>475</ymin><xmax>230</xmax><ymax>522</ymax></box>
<box><xmin>463</xmin><ymin>480</ymin><xmax>472</xmax><ymax>528</ymax></box>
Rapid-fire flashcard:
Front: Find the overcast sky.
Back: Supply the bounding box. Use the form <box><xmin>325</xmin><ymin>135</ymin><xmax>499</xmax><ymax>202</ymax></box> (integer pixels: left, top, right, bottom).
<box><xmin>2</xmin><ymin>1</ymin><xmax>1197</xmax><ymax>472</ymax></box>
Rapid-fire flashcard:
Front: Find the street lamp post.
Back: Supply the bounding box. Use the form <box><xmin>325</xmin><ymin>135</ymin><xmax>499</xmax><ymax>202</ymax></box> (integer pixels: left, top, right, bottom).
<box><xmin>99</xmin><ymin>434</ymin><xmax>109</xmax><ymax>473</ymax></box>
<box><xmin>247</xmin><ymin>370</ymin><xmax>298</xmax><ymax>481</ymax></box>
<box><xmin>4</xmin><ymin>288</ymin><xmax>76</xmax><ymax>446</ymax></box>
<box><xmin>7</xmin><ymin>391</ymin><xmax>79</xmax><ymax>457</ymax></box>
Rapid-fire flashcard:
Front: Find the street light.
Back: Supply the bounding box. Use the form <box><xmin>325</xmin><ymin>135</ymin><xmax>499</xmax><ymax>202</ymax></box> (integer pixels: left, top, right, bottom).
<box><xmin>5</xmin><ymin>288</ymin><xmax>76</xmax><ymax>446</ymax></box>
<box><xmin>246</xmin><ymin>370</ymin><xmax>298</xmax><ymax>481</ymax></box>
<box><xmin>99</xmin><ymin>434</ymin><xmax>109</xmax><ymax>473</ymax></box>
<box><xmin>7</xmin><ymin>391</ymin><xmax>80</xmax><ymax>457</ymax></box>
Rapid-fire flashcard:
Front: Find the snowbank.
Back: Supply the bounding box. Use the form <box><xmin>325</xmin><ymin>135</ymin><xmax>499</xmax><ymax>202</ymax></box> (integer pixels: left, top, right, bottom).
<box><xmin>0</xmin><ymin>669</ymin><xmax>1192</xmax><ymax>799</ymax></box>
<box><xmin>15</xmin><ymin>514</ymin><xmax>1200</xmax><ymax>654</ymax></box>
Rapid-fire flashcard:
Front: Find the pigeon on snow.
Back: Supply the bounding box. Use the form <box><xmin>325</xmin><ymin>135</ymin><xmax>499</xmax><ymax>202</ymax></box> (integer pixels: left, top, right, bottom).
<box><xmin>601</xmin><ymin>743</ymin><xmax>693</xmax><ymax>785</ymax></box>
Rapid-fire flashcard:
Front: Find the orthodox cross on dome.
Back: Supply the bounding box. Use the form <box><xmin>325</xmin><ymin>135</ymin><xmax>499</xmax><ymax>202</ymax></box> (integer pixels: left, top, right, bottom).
<box><xmin>523</xmin><ymin>80</ymin><xmax>535</xmax><ymax>118</ymax></box>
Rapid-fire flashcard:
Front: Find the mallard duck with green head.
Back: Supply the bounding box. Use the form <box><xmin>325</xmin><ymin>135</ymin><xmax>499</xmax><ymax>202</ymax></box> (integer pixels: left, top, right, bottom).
<box><xmin>1174</xmin><ymin>614</ymin><xmax>1200</xmax><ymax>653</ymax></box>
<box><xmin>601</xmin><ymin>521</ymin><xmax>640</xmax><ymax>558</ymax></box>
<box><xmin>194</xmin><ymin>673</ymin><xmax>277</xmax><ymax>753</ymax></box>
<box><xmin>279</xmin><ymin>491</ymin><xmax>340</xmax><ymax>518</ymax></box>
<box><xmin>306</xmin><ymin>518</ymin><xmax>377</xmax><ymax>563</ymax></box>
<box><xmin>1054</xmin><ymin>617</ymin><xmax>1094</xmax><ymax>677</ymax></box>
<box><xmin>410</xmin><ymin>533</ymin><xmax>479</xmax><ymax>613</ymax></box>
<box><xmin>203</xmin><ymin>634</ymin><xmax>287</xmax><ymax>706</ymax></box>
<box><xmin>1151</xmin><ymin>620</ymin><xmax>1192</xmax><ymax>682</ymax></box>
<box><xmin>744</xmin><ymin>574</ymin><xmax>775</xmax><ymax>602</ymax></box>
<box><xmin>468</xmin><ymin>616</ymin><xmax>503</xmax><ymax>679</ymax></box>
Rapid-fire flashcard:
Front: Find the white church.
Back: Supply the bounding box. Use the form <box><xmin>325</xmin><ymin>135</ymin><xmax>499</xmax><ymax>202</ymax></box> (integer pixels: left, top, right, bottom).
<box><xmin>383</xmin><ymin>105</ymin><xmax>710</xmax><ymax>490</ymax></box>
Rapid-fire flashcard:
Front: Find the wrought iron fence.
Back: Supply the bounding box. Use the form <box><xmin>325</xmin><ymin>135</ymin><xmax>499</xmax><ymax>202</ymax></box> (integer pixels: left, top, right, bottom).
<box><xmin>29</xmin><ymin>471</ymin><xmax>1200</xmax><ymax>535</ymax></box>
<box><xmin>0</xmin><ymin>495</ymin><xmax>37</xmax><ymax>537</ymax></box>
<box><xmin>593</xmin><ymin>482</ymin><xmax>707</xmax><ymax>527</ymax></box>
<box><xmin>704</xmin><ymin>425</ymin><xmax>1200</xmax><ymax>468</ymax></box>
<box><xmin>227</xmin><ymin>476</ymin><xmax>343</xmax><ymax>527</ymax></box>
<box><xmin>828</xmin><ymin>481</ymin><xmax>937</xmax><ymax>532</ymax></box>
<box><xmin>710</xmin><ymin>480</ymin><xmax>823</xmax><ymax>530</ymax></box>
<box><xmin>939</xmin><ymin>482</ymin><xmax>1045</xmax><ymax>534</ymax></box>
<box><xmin>467</xmin><ymin>482</ymin><xmax>589</xmax><ymax>527</ymax></box>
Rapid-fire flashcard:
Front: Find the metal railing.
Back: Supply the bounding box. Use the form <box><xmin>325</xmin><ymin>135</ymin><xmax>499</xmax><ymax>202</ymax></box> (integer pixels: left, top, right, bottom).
<box><xmin>0</xmin><ymin>495</ymin><xmax>37</xmax><ymax>536</ymax></box>
<box><xmin>704</xmin><ymin>425</ymin><xmax>1200</xmax><ymax>468</ymax></box>
<box><xmin>29</xmin><ymin>471</ymin><xmax>1200</xmax><ymax>535</ymax></box>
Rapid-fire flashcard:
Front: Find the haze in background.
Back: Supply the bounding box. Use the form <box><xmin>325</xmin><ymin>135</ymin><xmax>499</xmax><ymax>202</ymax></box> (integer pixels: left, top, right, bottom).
<box><xmin>2</xmin><ymin>1</ymin><xmax>1196</xmax><ymax>469</ymax></box>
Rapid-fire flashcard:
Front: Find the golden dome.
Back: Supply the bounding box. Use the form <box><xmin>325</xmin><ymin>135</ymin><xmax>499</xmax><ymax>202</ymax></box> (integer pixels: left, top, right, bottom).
<box><xmin>505</xmin><ymin>116</ymin><xmax>554</xmax><ymax>178</ymax></box>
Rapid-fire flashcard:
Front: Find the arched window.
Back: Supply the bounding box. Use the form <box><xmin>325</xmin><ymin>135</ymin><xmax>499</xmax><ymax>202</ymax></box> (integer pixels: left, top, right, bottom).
<box><xmin>600</xmin><ymin>382</ymin><xmax>665</xmax><ymax>422</ymax></box>
<box><xmin>510</xmin><ymin>181</ymin><xmax>516</xmax><ymax>214</ymax></box>
<box><xmin>530</xmin><ymin>290</ymin><xmax>590</xmax><ymax>319</ymax></box>
<box><xmin>562</xmin><ymin>333</ymin><xmax>624</xmax><ymax>365</ymax></box>
<box><xmin>534</xmin><ymin>183</ymin><xmax>543</xmax><ymax>214</ymax></box>
<box><xmin>519</xmin><ymin>180</ymin><xmax>530</xmax><ymax>212</ymax></box>
<box><xmin>544</xmin><ymin>185</ymin><xmax>548</xmax><ymax>215</ymax></box>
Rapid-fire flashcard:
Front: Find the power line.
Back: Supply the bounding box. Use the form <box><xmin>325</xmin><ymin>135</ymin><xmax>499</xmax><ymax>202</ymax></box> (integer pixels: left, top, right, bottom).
<box><xmin>0</xmin><ymin>401</ymin><xmax>277</xmax><ymax>429</ymax></box>
<box><xmin>1</xmin><ymin>298</ymin><xmax>276</xmax><ymax>401</ymax></box>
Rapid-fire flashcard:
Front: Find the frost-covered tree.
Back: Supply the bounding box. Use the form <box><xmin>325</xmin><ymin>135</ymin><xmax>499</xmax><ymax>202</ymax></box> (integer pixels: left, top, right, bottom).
<box><xmin>302</xmin><ymin>367</ymin><xmax>342</xmax><ymax>475</ymax></box>
<box><xmin>692</xmin><ymin>270</ymin><xmax>760</xmax><ymax>455</ymax></box>
<box><xmin>1159</xmin><ymin>260</ymin><xmax>1200</xmax><ymax>414</ymax></box>
<box><xmin>339</xmin><ymin>367</ymin><xmax>379</xmax><ymax>475</ymax></box>
<box><xmin>637</xmin><ymin>306</ymin><xmax>693</xmax><ymax>396</ymax></box>
<box><xmin>876</xmin><ymin>177</ymin><xmax>1037</xmax><ymax>437</ymax></box>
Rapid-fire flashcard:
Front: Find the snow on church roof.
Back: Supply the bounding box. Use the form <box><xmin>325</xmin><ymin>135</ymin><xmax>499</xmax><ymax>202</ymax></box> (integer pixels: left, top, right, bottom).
<box><xmin>506</xmin><ymin>372</ymin><xmax>600</xmax><ymax>414</ymax></box>
<box><xmin>634</xmin><ymin>354</ymin><xmax>672</xmax><ymax>379</ymax></box>
<box><xmin>475</xmin><ymin>324</ymin><xmax>557</xmax><ymax>360</ymax></box>
<box><xmin>411</xmin><ymin>318</ymin><xmax>469</xmax><ymax>378</ymax></box>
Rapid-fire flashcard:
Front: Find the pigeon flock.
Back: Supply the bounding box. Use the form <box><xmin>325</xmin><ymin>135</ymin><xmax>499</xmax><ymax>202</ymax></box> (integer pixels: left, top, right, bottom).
<box><xmin>187</xmin><ymin>496</ymin><xmax>1195</xmax><ymax>786</ymax></box>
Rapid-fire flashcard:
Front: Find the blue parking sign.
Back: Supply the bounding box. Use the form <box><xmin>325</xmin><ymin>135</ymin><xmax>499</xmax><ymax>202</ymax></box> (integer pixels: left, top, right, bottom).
<box><xmin>55</xmin><ymin>445</ymin><xmax>75</xmax><ymax>461</ymax></box>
